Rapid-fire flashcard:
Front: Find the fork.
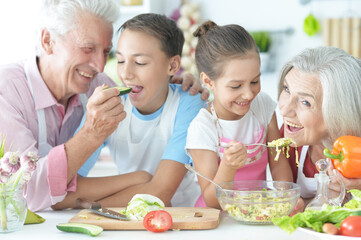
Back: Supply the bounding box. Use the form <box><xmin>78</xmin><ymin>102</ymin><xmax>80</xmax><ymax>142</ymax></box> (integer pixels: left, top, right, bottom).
<box><xmin>220</xmin><ymin>142</ymin><xmax>275</xmax><ymax>148</ymax></box>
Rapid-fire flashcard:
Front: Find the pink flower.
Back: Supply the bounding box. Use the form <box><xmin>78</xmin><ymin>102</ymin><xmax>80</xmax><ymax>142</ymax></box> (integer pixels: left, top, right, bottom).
<box><xmin>0</xmin><ymin>168</ymin><xmax>9</xmax><ymax>183</ymax></box>
<box><xmin>0</xmin><ymin>151</ymin><xmax>20</xmax><ymax>174</ymax></box>
<box><xmin>20</xmin><ymin>152</ymin><xmax>38</xmax><ymax>172</ymax></box>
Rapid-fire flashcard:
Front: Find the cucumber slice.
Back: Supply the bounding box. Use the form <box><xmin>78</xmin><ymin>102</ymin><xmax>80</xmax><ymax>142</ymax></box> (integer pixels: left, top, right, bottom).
<box><xmin>104</xmin><ymin>86</ymin><xmax>132</xmax><ymax>96</ymax></box>
<box><xmin>56</xmin><ymin>223</ymin><xmax>103</xmax><ymax>237</ymax></box>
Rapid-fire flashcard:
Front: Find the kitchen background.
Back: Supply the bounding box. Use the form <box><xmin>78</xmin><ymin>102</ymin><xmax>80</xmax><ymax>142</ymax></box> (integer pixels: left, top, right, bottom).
<box><xmin>0</xmin><ymin>0</ymin><xmax>360</xmax><ymax>176</ymax></box>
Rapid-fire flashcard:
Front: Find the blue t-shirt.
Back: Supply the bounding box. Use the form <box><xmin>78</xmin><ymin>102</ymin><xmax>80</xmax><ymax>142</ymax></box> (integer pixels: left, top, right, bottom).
<box><xmin>78</xmin><ymin>84</ymin><xmax>205</xmax><ymax>176</ymax></box>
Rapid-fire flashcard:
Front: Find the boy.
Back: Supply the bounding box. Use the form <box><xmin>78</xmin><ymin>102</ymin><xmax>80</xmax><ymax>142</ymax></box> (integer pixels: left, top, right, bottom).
<box><xmin>77</xmin><ymin>13</ymin><xmax>204</xmax><ymax>207</ymax></box>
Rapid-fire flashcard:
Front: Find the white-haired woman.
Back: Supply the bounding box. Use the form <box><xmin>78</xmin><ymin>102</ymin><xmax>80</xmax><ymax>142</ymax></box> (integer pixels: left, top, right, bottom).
<box><xmin>0</xmin><ymin>0</ymin><xmax>205</xmax><ymax>211</ymax></box>
<box><xmin>277</xmin><ymin>46</ymin><xmax>361</xmax><ymax>212</ymax></box>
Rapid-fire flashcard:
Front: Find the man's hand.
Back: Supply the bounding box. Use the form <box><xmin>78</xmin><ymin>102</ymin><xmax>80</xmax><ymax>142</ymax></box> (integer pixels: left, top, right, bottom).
<box><xmin>171</xmin><ymin>73</ymin><xmax>209</xmax><ymax>101</ymax></box>
<box><xmin>83</xmin><ymin>84</ymin><xmax>126</xmax><ymax>141</ymax></box>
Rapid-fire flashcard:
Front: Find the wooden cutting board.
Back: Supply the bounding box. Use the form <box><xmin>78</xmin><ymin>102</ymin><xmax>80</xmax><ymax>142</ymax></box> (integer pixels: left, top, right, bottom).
<box><xmin>69</xmin><ymin>207</ymin><xmax>221</xmax><ymax>230</ymax></box>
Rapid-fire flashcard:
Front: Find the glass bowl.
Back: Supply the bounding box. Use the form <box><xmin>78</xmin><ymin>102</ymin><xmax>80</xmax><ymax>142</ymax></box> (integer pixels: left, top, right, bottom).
<box><xmin>216</xmin><ymin>180</ymin><xmax>300</xmax><ymax>225</ymax></box>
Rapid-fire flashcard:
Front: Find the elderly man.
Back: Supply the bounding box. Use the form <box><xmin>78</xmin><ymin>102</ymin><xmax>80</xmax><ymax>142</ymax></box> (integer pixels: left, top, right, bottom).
<box><xmin>0</xmin><ymin>0</ymin><xmax>206</xmax><ymax>211</ymax></box>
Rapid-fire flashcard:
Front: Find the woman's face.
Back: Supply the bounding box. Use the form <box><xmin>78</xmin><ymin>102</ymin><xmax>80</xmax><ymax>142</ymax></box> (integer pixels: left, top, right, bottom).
<box><xmin>278</xmin><ymin>68</ymin><xmax>328</xmax><ymax>146</ymax></box>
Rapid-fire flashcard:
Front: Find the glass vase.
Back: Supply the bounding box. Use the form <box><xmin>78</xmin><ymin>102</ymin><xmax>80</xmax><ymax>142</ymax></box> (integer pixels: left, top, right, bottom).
<box><xmin>0</xmin><ymin>184</ymin><xmax>27</xmax><ymax>233</ymax></box>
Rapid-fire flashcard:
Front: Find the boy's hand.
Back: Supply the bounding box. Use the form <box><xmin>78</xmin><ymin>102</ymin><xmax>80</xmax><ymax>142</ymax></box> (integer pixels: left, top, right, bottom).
<box><xmin>171</xmin><ymin>73</ymin><xmax>210</xmax><ymax>101</ymax></box>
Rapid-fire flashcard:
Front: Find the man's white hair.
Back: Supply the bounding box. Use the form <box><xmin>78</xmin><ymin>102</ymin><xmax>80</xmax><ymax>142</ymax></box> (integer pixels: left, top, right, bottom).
<box><xmin>36</xmin><ymin>0</ymin><xmax>120</xmax><ymax>56</ymax></box>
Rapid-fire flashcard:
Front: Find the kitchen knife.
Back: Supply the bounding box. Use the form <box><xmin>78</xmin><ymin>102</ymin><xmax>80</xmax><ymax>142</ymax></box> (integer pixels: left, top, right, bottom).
<box><xmin>76</xmin><ymin>198</ymin><xmax>129</xmax><ymax>221</ymax></box>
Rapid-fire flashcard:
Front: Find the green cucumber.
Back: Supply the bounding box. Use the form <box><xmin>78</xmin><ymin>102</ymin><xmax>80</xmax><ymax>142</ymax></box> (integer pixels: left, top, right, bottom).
<box><xmin>104</xmin><ymin>86</ymin><xmax>132</xmax><ymax>96</ymax></box>
<box><xmin>56</xmin><ymin>223</ymin><xmax>103</xmax><ymax>237</ymax></box>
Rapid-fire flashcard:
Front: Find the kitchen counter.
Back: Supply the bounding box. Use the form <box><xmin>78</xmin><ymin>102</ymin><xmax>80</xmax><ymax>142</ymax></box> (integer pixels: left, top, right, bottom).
<box><xmin>3</xmin><ymin>209</ymin><xmax>319</xmax><ymax>240</ymax></box>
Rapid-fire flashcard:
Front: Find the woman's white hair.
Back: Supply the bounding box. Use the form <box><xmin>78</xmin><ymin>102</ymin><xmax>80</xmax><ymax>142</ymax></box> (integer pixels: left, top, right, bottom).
<box><xmin>36</xmin><ymin>0</ymin><xmax>120</xmax><ymax>56</ymax></box>
<box><xmin>278</xmin><ymin>46</ymin><xmax>361</xmax><ymax>148</ymax></box>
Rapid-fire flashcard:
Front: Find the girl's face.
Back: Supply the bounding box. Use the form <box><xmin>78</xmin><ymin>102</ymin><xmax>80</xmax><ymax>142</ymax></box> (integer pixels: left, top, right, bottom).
<box><xmin>205</xmin><ymin>53</ymin><xmax>261</xmax><ymax>120</ymax></box>
<box><xmin>278</xmin><ymin>68</ymin><xmax>328</xmax><ymax>146</ymax></box>
<box><xmin>116</xmin><ymin>29</ymin><xmax>179</xmax><ymax>114</ymax></box>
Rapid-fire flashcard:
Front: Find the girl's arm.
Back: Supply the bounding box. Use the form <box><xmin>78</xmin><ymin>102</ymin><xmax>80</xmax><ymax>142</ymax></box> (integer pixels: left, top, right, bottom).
<box><xmin>267</xmin><ymin>113</ymin><xmax>293</xmax><ymax>182</ymax></box>
<box><xmin>190</xmin><ymin>143</ymin><xmax>247</xmax><ymax>209</ymax></box>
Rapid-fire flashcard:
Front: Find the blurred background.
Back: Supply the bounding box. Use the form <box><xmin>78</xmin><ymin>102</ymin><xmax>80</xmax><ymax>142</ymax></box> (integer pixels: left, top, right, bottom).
<box><xmin>0</xmin><ymin>0</ymin><xmax>360</xmax><ymax>100</ymax></box>
<box><xmin>0</xmin><ymin>0</ymin><xmax>360</xmax><ymax>176</ymax></box>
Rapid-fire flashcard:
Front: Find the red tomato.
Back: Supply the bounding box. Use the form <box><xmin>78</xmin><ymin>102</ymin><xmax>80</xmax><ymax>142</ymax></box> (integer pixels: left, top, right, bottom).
<box><xmin>143</xmin><ymin>210</ymin><xmax>173</xmax><ymax>233</ymax></box>
<box><xmin>340</xmin><ymin>216</ymin><xmax>361</xmax><ymax>237</ymax></box>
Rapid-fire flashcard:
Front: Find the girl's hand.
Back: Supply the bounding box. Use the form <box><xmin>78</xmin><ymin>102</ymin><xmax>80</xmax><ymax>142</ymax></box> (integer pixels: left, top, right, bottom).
<box><xmin>221</xmin><ymin>141</ymin><xmax>247</xmax><ymax>170</ymax></box>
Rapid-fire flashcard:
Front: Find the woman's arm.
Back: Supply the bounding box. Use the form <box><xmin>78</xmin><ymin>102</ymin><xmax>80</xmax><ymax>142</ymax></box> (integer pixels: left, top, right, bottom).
<box><xmin>267</xmin><ymin>113</ymin><xmax>293</xmax><ymax>182</ymax></box>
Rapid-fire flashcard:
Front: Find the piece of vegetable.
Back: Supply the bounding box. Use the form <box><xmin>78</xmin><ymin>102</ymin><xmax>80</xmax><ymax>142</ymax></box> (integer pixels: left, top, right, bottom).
<box><xmin>340</xmin><ymin>216</ymin><xmax>361</xmax><ymax>237</ymax></box>
<box><xmin>56</xmin><ymin>223</ymin><xmax>103</xmax><ymax>237</ymax></box>
<box><xmin>322</xmin><ymin>223</ymin><xmax>339</xmax><ymax>235</ymax></box>
<box><xmin>323</xmin><ymin>135</ymin><xmax>361</xmax><ymax>178</ymax></box>
<box><xmin>104</xmin><ymin>86</ymin><xmax>132</xmax><ymax>96</ymax></box>
<box><xmin>274</xmin><ymin>189</ymin><xmax>361</xmax><ymax>234</ymax></box>
<box><xmin>303</xmin><ymin>13</ymin><xmax>321</xmax><ymax>37</ymax></box>
<box><xmin>143</xmin><ymin>210</ymin><xmax>173</xmax><ymax>233</ymax></box>
<box><xmin>123</xmin><ymin>194</ymin><xmax>165</xmax><ymax>220</ymax></box>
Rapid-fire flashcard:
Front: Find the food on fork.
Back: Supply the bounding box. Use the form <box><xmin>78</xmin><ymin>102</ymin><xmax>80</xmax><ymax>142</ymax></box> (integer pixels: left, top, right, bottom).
<box><xmin>268</xmin><ymin>138</ymin><xmax>298</xmax><ymax>164</ymax></box>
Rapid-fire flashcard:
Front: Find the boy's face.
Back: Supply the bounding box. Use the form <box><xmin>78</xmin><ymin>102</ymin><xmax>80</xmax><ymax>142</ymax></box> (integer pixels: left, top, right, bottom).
<box><xmin>116</xmin><ymin>29</ymin><xmax>178</xmax><ymax>115</ymax></box>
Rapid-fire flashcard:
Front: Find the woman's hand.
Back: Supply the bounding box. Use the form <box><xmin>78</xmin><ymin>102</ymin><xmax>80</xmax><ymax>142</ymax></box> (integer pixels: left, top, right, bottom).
<box><xmin>220</xmin><ymin>141</ymin><xmax>247</xmax><ymax>170</ymax></box>
<box><xmin>327</xmin><ymin>159</ymin><xmax>361</xmax><ymax>203</ymax></box>
<box><xmin>291</xmin><ymin>197</ymin><xmax>305</xmax><ymax>215</ymax></box>
<box><xmin>171</xmin><ymin>73</ymin><xmax>209</xmax><ymax>101</ymax></box>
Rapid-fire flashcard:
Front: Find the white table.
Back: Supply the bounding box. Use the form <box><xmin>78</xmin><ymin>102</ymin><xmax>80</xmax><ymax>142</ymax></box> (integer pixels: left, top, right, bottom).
<box><xmin>2</xmin><ymin>209</ymin><xmax>319</xmax><ymax>240</ymax></box>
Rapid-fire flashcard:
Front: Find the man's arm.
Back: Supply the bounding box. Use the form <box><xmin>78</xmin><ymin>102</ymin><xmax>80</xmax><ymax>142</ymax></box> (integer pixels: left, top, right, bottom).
<box><xmin>65</xmin><ymin>86</ymin><xmax>126</xmax><ymax>183</ymax></box>
<box><xmin>171</xmin><ymin>73</ymin><xmax>209</xmax><ymax>101</ymax></box>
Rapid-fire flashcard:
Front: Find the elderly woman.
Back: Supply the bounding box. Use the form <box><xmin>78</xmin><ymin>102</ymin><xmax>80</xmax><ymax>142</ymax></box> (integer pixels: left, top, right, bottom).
<box><xmin>277</xmin><ymin>46</ymin><xmax>361</xmax><ymax>211</ymax></box>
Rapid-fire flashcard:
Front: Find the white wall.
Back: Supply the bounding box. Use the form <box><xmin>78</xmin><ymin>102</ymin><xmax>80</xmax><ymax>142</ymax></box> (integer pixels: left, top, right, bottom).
<box><xmin>1</xmin><ymin>0</ymin><xmax>360</xmax><ymax>70</ymax></box>
<box><xmin>0</xmin><ymin>0</ymin><xmax>42</xmax><ymax>65</ymax></box>
<box><xmin>164</xmin><ymin>0</ymin><xmax>361</xmax><ymax>72</ymax></box>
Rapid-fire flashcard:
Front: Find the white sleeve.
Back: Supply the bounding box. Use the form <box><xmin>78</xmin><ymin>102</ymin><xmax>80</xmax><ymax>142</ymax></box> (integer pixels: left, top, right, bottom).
<box><xmin>250</xmin><ymin>91</ymin><xmax>276</xmax><ymax>127</ymax></box>
<box><xmin>185</xmin><ymin>110</ymin><xmax>218</xmax><ymax>157</ymax></box>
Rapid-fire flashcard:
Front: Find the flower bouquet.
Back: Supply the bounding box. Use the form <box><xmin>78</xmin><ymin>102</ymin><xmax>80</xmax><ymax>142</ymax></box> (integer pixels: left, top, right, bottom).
<box><xmin>0</xmin><ymin>137</ymin><xmax>38</xmax><ymax>232</ymax></box>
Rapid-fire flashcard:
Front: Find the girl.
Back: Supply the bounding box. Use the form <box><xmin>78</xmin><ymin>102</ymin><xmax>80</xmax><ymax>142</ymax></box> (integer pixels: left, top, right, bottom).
<box><xmin>185</xmin><ymin>21</ymin><xmax>293</xmax><ymax>208</ymax></box>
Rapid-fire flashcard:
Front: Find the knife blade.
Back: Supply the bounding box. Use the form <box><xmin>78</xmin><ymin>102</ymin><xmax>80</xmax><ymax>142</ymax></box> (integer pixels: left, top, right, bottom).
<box><xmin>88</xmin><ymin>207</ymin><xmax>129</xmax><ymax>221</ymax></box>
<box><xmin>76</xmin><ymin>198</ymin><xmax>129</xmax><ymax>221</ymax></box>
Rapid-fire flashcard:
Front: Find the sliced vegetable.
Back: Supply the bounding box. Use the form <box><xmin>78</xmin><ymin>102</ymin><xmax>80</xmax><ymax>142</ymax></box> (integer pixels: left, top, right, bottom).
<box><xmin>123</xmin><ymin>194</ymin><xmax>165</xmax><ymax>220</ymax></box>
<box><xmin>104</xmin><ymin>86</ymin><xmax>132</xmax><ymax>96</ymax></box>
<box><xmin>56</xmin><ymin>223</ymin><xmax>103</xmax><ymax>237</ymax></box>
<box><xmin>323</xmin><ymin>135</ymin><xmax>361</xmax><ymax>178</ymax></box>
<box><xmin>340</xmin><ymin>216</ymin><xmax>361</xmax><ymax>237</ymax></box>
<box><xmin>143</xmin><ymin>210</ymin><xmax>173</xmax><ymax>233</ymax></box>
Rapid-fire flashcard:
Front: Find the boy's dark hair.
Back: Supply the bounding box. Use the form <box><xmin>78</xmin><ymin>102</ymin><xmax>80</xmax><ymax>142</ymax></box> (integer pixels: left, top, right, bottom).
<box><xmin>119</xmin><ymin>13</ymin><xmax>184</xmax><ymax>58</ymax></box>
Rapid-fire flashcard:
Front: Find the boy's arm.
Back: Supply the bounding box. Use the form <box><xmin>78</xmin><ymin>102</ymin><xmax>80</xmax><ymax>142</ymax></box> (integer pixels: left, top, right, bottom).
<box><xmin>96</xmin><ymin>160</ymin><xmax>186</xmax><ymax>206</ymax></box>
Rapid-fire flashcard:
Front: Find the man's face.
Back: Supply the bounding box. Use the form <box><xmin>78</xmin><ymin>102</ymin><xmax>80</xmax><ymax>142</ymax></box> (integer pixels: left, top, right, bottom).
<box><xmin>46</xmin><ymin>12</ymin><xmax>113</xmax><ymax>98</ymax></box>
